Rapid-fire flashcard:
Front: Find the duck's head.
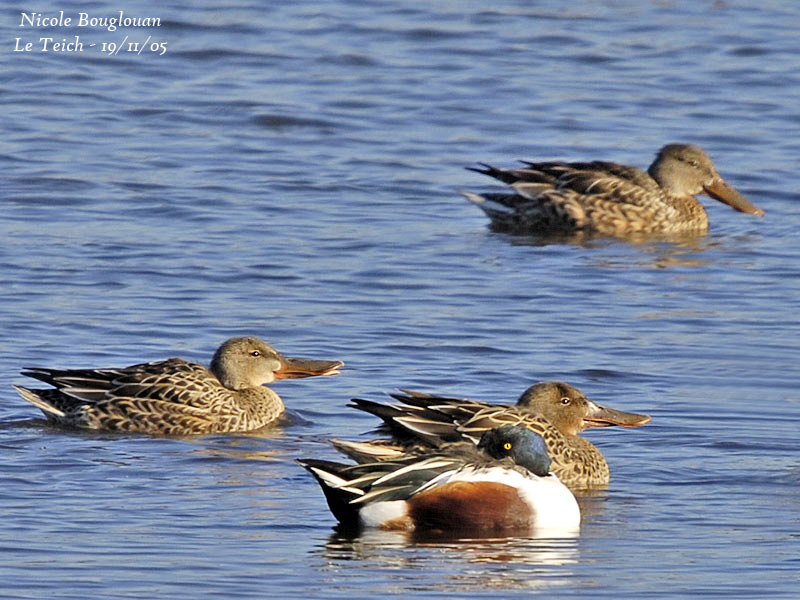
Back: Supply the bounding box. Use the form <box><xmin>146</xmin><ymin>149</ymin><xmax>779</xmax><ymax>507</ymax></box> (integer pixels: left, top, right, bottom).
<box><xmin>516</xmin><ymin>381</ymin><xmax>651</xmax><ymax>435</ymax></box>
<box><xmin>648</xmin><ymin>143</ymin><xmax>763</xmax><ymax>216</ymax></box>
<box><xmin>478</xmin><ymin>425</ymin><xmax>552</xmax><ymax>476</ymax></box>
<box><xmin>210</xmin><ymin>336</ymin><xmax>343</xmax><ymax>390</ymax></box>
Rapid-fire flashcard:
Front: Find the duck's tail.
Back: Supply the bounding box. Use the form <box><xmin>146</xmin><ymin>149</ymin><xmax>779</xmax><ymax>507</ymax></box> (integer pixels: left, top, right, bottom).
<box><xmin>13</xmin><ymin>385</ymin><xmax>66</xmax><ymax>418</ymax></box>
<box><xmin>297</xmin><ymin>459</ymin><xmax>364</xmax><ymax>526</ymax></box>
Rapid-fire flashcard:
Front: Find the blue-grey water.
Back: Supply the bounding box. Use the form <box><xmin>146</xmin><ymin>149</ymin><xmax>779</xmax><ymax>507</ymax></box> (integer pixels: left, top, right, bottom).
<box><xmin>2</xmin><ymin>1</ymin><xmax>799</xmax><ymax>598</ymax></box>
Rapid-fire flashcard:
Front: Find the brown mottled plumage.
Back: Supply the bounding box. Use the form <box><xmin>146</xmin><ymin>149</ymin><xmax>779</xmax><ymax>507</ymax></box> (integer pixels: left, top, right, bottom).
<box><xmin>13</xmin><ymin>336</ymin><xmax>343</xmax><ymax>435</ymax></box>
<box><xmin>334</xmin><ymin>382</ymin><xmax>650</xmax><ymax>490</ymax></box>
<box><xmin>465</xmin><ymin>143</ymin><xmax>764</xmax><ymax>236</ymax></box>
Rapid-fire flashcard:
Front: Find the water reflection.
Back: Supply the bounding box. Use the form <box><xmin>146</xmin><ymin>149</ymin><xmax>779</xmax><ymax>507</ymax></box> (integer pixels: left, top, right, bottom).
<box><xmin>503</xmin><ymin>228</ymin><xmax>713</xmax><ymax>251</ymax></box>
<box><xmin>318</xmin><ymin>527</ymin><xmax>581</xmax><ymax>592</ymax></box>
<box><xmin>505</xmin><ymin>234</ymin><xmax>717</xmax><ymax>271</ymax></box>
<box><xmin>310</xmin><ymin>493</ymin><xmax>613</xmax><ymax>593</ymax></box>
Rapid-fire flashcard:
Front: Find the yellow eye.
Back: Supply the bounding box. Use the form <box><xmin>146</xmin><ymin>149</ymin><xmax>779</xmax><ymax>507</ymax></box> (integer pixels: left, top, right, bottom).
<box><xmin>503</xmin><ymin>442</ymin><xmax>512</xmax><ymax>450</ymax></box>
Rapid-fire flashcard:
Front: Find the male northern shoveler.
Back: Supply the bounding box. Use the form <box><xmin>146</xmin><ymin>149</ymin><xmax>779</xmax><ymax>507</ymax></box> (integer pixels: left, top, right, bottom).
<box><xmin>13</xmin><ymin>336</ymin><xmax>343</xmax><ymax>435</ymax></box>
<box><xmin>299</xmin><ymin>425</ymin><xmax>580</xmax><ymax>534</ymax></box>
<box><xmin>465</xmin><ymin>143</ymin><xmax>764</xmax><ymax>236</ymax></box>
<box><xmin>333</xmin><ymin>382</ymin><xmax>650</xmax><ymax>490</ymax></box>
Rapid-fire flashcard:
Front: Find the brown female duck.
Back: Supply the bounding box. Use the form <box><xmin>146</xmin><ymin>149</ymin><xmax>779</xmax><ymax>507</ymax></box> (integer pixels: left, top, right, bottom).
<box><xmin>333</xmin><ymin>382</ymin><xmax>651</xmax><ymax>490</ymax></box>
<box><xmin>465</xmin><ymin>143</ymin><xmax>763</xmax><ymax>235</ymax></box>
<box><xmin>13</xmin><ymin>336</ymin><xmax>343</xmax><ymax>435</ymax></box>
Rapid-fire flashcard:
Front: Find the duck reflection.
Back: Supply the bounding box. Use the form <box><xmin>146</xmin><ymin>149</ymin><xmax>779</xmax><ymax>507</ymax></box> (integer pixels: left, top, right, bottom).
<box><xmin>316</xmin><ymin>526</ymin><xmax>581</xmax><ymax>592</ymax></box>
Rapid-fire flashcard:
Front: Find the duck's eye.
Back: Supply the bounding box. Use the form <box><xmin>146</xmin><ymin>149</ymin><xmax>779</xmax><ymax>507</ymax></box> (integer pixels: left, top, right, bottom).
<box><xmin>250</xmin><ymin>350</ymin><xmax>261</xmax><ymax>357</ymax></box>
<box><xmin>560</xmin><ymin>397</ymin><xmax>571</xmax><ymax>405</ymax></box>
<box><xmin>503</xmin><ymin>442</ymin><xmax>512</xmax><ymax>451</ymax></box>
<box><xmin>689</xmin><ymin>160</ymin><xmax>699</xmax><ymax>167</ymax></box>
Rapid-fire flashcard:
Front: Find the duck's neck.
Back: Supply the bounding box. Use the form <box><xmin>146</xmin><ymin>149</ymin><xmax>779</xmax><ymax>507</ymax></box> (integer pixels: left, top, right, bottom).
<box><xmin>565</xmin><ymin>433</ymin><xmax>602</xmax><ymax>459</ymax></box>
<box><xmin>662</xmin><ymin>194</ymin><xmax>709</xmax><ymax>232</ymax></box>
<box><xmin>215</xmin><ymin>387</ymin><xmax>284</xmax><ymax>432</ymax></box>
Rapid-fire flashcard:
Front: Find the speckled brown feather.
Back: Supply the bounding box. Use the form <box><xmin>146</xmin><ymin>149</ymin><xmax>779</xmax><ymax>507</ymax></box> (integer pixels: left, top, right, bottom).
<box><xmin>339</xmin><ymin>385</ymin><xmax>650</xmax><ymax>490</ymax></box>
<box><xmin>15</xmin><ymin>359</ymin><xmax>284</xmax><ymax>434</ymax></box>
<box><xmin>455</xmin><ymin>407</ymin><xmax>611</xmax><ymax>488</ymax></box>
<box><xmin>14</xmin><ymin>336</ymin><xmax>342</xmax><ymax>435</ymax></box>
<box><xmin>466</xmin><ymin>144</ymin><xmax>762</xmax><ymax>236</ymax></box>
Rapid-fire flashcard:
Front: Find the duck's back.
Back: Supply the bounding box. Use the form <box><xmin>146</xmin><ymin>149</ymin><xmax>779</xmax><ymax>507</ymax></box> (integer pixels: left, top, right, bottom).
<box><xmin>467</xmin><ymin>159</ymin><xmax>707</xmax><ymax>235</ymax></box>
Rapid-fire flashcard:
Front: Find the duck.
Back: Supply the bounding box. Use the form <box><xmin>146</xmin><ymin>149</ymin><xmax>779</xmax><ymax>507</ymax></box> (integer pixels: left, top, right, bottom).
<box><xmin>299</xmin><ymin>425</ymin><xmax>580</xmax><ymax>534</ymax></box>
<box><xmin>13</xmin><ymin>336</ymin><xmax>343</xmax><ymax>435</ymax></box>
<box><xmin>332</xmin><ymin>382</ymin><xmax>651</xmax><ymax>490</ymax></box>
<box><xmin>464</xmin><ymin>143</ymin><xmax>764</xmax><ymax>236</ymax></box>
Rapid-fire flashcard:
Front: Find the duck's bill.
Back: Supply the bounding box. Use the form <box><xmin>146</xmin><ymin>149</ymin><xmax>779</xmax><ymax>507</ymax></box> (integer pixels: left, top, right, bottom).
<box><xmin>274</xmin><ymin>356</ymin><xmax>344</xmax><ymax>379</ymax></box>
<box><xmin>704</xmin><ymin>178</ymin><xmax>764</xmax><ymax>216</ymax></box>
<box><xmin>583</xmin><ymin>401</ymin><xmax>651</xmax><ymax>429</ymax></box>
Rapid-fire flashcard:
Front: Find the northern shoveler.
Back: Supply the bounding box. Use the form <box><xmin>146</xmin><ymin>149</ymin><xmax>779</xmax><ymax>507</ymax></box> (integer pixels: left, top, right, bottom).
<box><xmin>13</xmin><ymin>336</ymin><xmax>343</xmax><ymax>435</ymax></box>
<box><xmin>465</xmin><ymin>143</ymin><xmax>764</xmax><ymax>236</ymax></box>
<box><xmin>333</xmin><ymin>382</ymin><xmax>650</xmax><ymax>490</ymax></box>
<box><xmin>299</xmin><ymin>425</ymin><xmax>580</xmax><ymax>534</ymax></box>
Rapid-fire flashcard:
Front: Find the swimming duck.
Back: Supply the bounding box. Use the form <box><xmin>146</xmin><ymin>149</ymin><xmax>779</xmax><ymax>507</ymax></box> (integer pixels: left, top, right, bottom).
<box><xmin>333</xmin><ymin>382</ymin><xmax>650</xmax><ymax>490</ymax></box>
<box><xmin>299</xmin><ymin>425</ymin><xmax>580</xmax><ymax>534</ymax></box>
<box><xmin>13</xmin><ymin>336</ymin><xmax>343</xmax><ymax>435</ymax></box>
<box><xmin>465</xmin><ymin>143</ymin><xmax>764</xmax><ymax>236</ymax></box>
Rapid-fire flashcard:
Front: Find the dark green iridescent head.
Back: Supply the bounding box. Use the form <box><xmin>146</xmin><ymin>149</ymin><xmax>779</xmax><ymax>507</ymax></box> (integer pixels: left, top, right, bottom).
<box><xmin>477</xmin><ymin>425</ymin><xmax>551</xmax><ymax>477</ymax></box>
